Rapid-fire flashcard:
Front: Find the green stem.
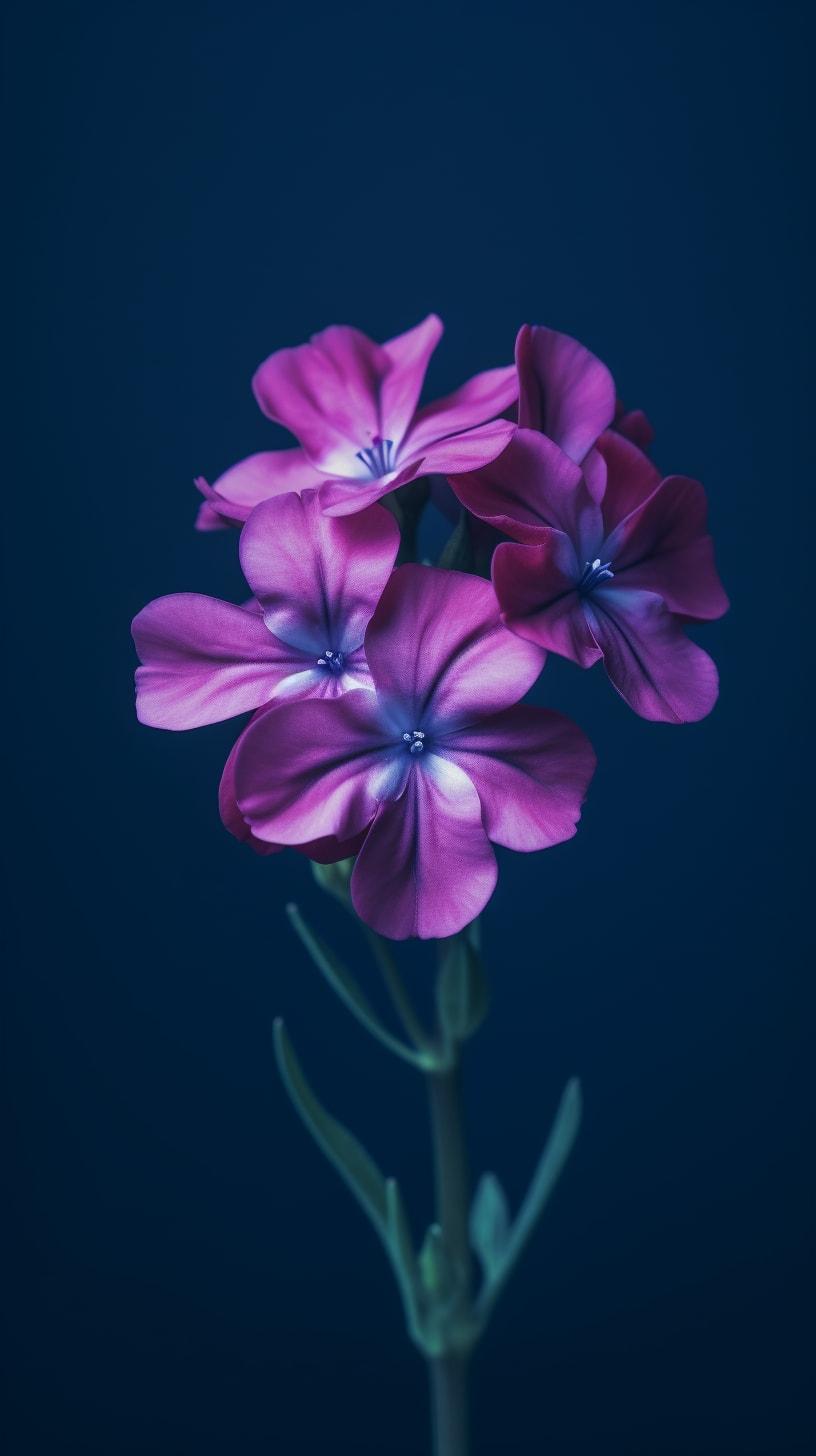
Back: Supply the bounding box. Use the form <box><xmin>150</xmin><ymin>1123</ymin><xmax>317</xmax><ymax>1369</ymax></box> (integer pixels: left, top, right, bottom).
<box><xmin>426</xmin><ymin>1061</ymin><xmax>472</xmax><ymax>1456</ymax></box>
<box><xmin>429</xmin><ymin>1353</ymin><xmax>470</xmax><ymax>1456</ymax></box>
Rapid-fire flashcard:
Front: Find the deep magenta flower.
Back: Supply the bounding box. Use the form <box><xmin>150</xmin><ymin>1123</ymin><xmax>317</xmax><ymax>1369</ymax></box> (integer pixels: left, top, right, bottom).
<box><xmin>458</xmin><ymin>428</ymin><xmax>728</xmax><ymax>723</ymax></box>
<box><xmin>195</xmin><ymin>315</ymin><xmax>517</xmax><ymax>527</ymax></box>
<box><xmin>232</xmin><ymin>566</ymin><xmax>596</xmax><ymax>940</ymax></box>
<box><xmin>132</xmin><ymin>488</ymin><xmax>399</xmax><ymax>728</ymax></box>
<box><xmin>510</xmin><ymin>322</ymin><xmax>653</xmax><ymax>459</ymax></box>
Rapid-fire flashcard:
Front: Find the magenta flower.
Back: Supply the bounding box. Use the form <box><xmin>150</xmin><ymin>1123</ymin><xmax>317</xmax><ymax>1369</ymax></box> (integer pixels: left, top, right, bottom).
<box><xmin>462</xmin><ymin>428</ymin><xmax>728</xmax><ymax>723</ymax></box>
<box><xmin>132</xmin><ymin>488</ymin><xmax>399</xmax><ymax>728</ymax></box>
<box><xmin>196</xmin><ymin>315</ymin><xmax>517</xmax><ymax>526</ymax></box>
<box><xmin>232</xmin><ymin>566</ymin><xmax>596</xmax><ymax>940</ymax></box>
<box><xmin>509</xmin><ymin>322</ymin><xmax>653</xmax><ymax>460</ymax></box>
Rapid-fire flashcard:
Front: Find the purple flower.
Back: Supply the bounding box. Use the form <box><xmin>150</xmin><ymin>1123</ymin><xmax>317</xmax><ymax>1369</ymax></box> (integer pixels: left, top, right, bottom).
<box><xmin>232</xmin><ymin>565</ymin><xmax>596</xmax><ymax>940</ymax></box>
<box><xmin>461</xmin><ymin>428</ymin><xmax>728</xmax><ymax>723</ymax></box>
<box><xmin>132</xmin><ymin>488</ymin><xmax>399</xmax><ymax>728</ymax></box>
<box><xmin>196</xmin><ymin>316</ymin><xmax>517</xmax><ymax>527</ymax></box>
<box><xmin>510</xmin><ymin>322</ymin><xmax>653</xmax><ymax>459</ymax></box>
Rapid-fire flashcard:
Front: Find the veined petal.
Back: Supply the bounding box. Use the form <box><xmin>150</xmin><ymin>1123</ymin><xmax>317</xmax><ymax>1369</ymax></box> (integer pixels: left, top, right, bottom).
<box><xmin>364</xmin><ymin>565</ymin><xmax>546</xmax><ymax>728</ymax></box>
<box><xmin>493</xmin><ymin>537</ymin><xmax>602</xmax><ymax>667</ymax></box>
<box><xmin>400</xmin><ymin>418</ymin><xmax>516</xmax><ymax>478</ymax></box>
<box><xmin>350</xmin><ymin>756</ymin><xmax>497</xmax><ymax>940</ymax></box>
<box><xmin>219</xmin><ymin>713</ymin><xmax>366</xmax><ymax>861</ymax></box>
<box><xmin>400</xmin><ymin>365</ymin><xmax>518</xmax><ymax>458</ymax></box>
<box><xmin>252</xmin><ymin>325</ymin><xmax>391</xmax><ymax>476</ymax></box>
<box><xmin>450</xmin><ymin>429</ymin><xmax>595</xmax><ymax>545</ymax></box>
<box><xmin>195</xmin><ymin>449</ymin><xmax>325</xmax><ymax>527</ymax></box>
<box><xmin>233</xmin><ymin>693</ymin><xmax>403</xmax><ymax>846</ymax></box>
<box><xmin>437</xmin><ymin>704</ymin><xmax>596</xmax><ymax>851</ymax></box>
<box><xmin>515</xmin><ymin>324</ymin><xmax>616</xmax><ymax>462</ymax></box>
<box><xmin>602</xmin><ymin>475</ymin><xmax>729</xmax><ymax>620</ymax></box>
<box><xmin>132</xmin><ymin>594</ymin><xmax>305</xmax><ymax>729</ymax></box>
<box><xmin>240</xmin><ymin>490</ymin><xmax>399</xmax><ymax>654</ymax></box>
<box><xmin>585</xmin><ymin>587</ymin><xmax>719</xmax><ymax>723</ymax></box>
<box><xmin>380</xmin><ymin>314</ymin><xmax>444</xmax><ymax>445</ymax></box>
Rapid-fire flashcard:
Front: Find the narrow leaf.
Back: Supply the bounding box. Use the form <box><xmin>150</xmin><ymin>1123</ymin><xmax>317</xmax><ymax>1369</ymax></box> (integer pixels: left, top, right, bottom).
<box><xmin>273</xmin><ymin>1019</ymin><xmax>389</xmax><ymax>1246</ymax></box>
<box><xmin>386</xmin><ymin>1179</ymin><xmax>421</xmax><ymax>1341</ymax></box>
<box><xmin>469</xmin><ymin>1172</ymin><xmax>510</xmax><ymax>1281</ymax></box>
<box><xmin>477</xmin><ymin>1078</ymin><xmax>582</xmax><ymax>1317</ymax></box>
<box><xmin>287</xmin><ymin>904</ymin><xmax>424</xmax><ymax>1068</ymax></box>
<box><xmin>418</xmin><ymin>1223</ymin><xmax>457</xmax><ymax>1301</ymax></box>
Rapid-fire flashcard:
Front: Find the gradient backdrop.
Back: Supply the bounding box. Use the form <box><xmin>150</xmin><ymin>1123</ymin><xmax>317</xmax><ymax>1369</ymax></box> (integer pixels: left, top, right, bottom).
<box><xmin>4</xmin><ymin>2</ymin><xmax>813</xmax><ymax>1452</ymax></box>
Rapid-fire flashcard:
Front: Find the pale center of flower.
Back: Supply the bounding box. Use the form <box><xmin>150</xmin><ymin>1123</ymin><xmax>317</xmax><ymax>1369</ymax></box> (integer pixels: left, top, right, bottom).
<box><xmin>402</xmin><ymin>729</ymin><xmax>426</xmax><ymax>755</ymax></box>
<box><xmin>316</xmin><ymin>648</ymin><xmax>345</xmax><ymax>675</ymax></box>
<box><xmin>578</xmin><ymin>558</ymin><xmax>615</xmax><ymax>594</ymax></box>
<box><xmin>356</xmin><ymin>436</ymin><xmax>396</xmax><ymax>478</ymax></box>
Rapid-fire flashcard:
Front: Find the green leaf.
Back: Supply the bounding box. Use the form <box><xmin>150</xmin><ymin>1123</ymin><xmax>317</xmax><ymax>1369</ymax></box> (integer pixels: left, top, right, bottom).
<box><xmin>469</xmin><ymin>1173</ymin><xmax>510</xmax><ymax>1282</ymax></box>
<box><xmin>436</xmin><ymin>927</ymin><xmax>489</xmax><ymax>1045</ymax></box>
<box><xmin>386</xmin><ymin>1179</ymin><xmax>422</xmax><ymax>1342</ymax></box>
<box><xmin>273</xmin><ymin>1019</ymin><xmax>390</xmax><ymax>1246</ymax></box>
<box><xmin>476</xmin><ymin>1078</ymin><xmax>582</xmax><ymax>1318</ymax></box>
<box><xmin>287</xmin><ymin>905</ymin><xmax>425</xmax><ymax>1068</ymax></box>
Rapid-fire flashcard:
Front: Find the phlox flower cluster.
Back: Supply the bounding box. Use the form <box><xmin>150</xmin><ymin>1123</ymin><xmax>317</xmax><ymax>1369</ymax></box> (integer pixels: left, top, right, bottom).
<box><xmin>133</xmin><ymin>317</ymin><xmax>727</xmax><ymax>939</ymax></box>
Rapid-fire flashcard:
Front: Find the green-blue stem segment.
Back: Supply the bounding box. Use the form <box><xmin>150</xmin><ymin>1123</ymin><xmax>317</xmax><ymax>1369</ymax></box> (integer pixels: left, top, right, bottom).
<box><xmin>427</xmin><ymin>1064</ymin><xmax>472</xmax><ymax>1456</ymax></box>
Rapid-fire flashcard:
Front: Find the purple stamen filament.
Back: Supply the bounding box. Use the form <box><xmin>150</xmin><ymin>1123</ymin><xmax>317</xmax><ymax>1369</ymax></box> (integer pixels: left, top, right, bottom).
<box><xmin>356</xmin><ymin>436</ymin><xmax>396</xmax><ymax>478</ymax></box>
<box><xmin>578</xmin><ymin>558</ymin><xmax>615</xmax><ymax>594</ymax></box>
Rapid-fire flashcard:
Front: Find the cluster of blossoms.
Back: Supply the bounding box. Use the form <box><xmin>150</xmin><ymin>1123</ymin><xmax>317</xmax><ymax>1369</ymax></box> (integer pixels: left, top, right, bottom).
<box><xmin>133</xmin><ymin>317</ymin><xmax>727</xmax><ymax>940</ymax></box>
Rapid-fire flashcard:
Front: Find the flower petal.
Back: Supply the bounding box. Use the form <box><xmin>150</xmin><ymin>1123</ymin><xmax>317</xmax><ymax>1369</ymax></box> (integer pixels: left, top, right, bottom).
<box><xmin>515</xmin><ymin>324</ymin><xmax>616</xmax><ymax>462</ymax></box>
<box><xmin>380</xmin><ymin>314</ymin><xmax>444</xmax><ymax>445</ymax></box>
<box><xmin>400</xmin><ymin>366</ymin><xmax>518</xmax><ymax>459</ymax></box>
<box><xmin>233</xmin><ymin>693</ymin><xmax>404</xmax><ymax>846</ymax></box>
<box><xmin>438</xmin><ymin>704</ymin><xmax>596</xmax><ymax>851</ymax></box>
<box><xmin>595</xmin><ymin>430</ymin><xmax>662</xmax><ymax>527</ymax></box>
<box><xmin>614</xmin><ymin>405</ymin><xmax>655</xmax><ymax>449</ymax></box>
<box><xmin>602</xmin><ymin>476</ymin><xmax>729</xmax><ymax>620</ymax></box>
<box><xmin>450</xmin><ymin>428</ymin><xmax>595</xmax><ymax>545</ymax></box>
<box><xmin>252</xmin><ymin>325</ymin><xmax>391</xmax><ymax>476</ymax></box>
<box><xmin>364</xmin><ymin>565</ymin><xmax>546</xmax><ymax>728</ymax></box>
<box><xmin>585</xmin><ymin>587</ymin><xmax>719</xmax><ymax>723</ymax></box>
<box><xmin>132</xmin><ymin>594</ymin><xmax>305</xmax><ymax>729</ymax></box>
<box><xmin>493</xmin><ymin>537</ymin><xmax>602</xmax><ymax>666</ymax></box>
<box><xmin>195</xmin><ymin>449</ymin><xmax>325</xmax><ymax>527</ymax></box>
<box><xmin>402</xmin><ymin>418</ymin><xmax>516</xmax><ymax>477</ymax></box>
<box><xmin>350</xmin><ymin>756</ymin><xmax>497</xmax><ymax>940</ymax></box>
<box><xmin>240</xmin><ymin>489</ymin><xmax>399</xmax><ymax>654</ymax></box>
<box><xmin>219</xmin><ymin>714</ymin><xmax>366</xmax><ymax>861</ymax></box>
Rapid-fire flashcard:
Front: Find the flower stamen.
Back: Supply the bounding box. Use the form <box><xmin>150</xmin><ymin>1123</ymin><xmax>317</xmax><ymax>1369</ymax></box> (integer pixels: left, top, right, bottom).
<box><xmin>356</xmin><ymin>436</ymin><xmax>396</xmax><ymax>478</ymax></box>
<box><xmin>578</xmin><ymin>558</ymin><xmax>615</xmax><ymax>594</ymax></box>
<box><xmin>316</xmin><ymin>649</ymin><xmax>345</xmax><ymax>674</ymax></box>
<box><xmin>402</xmin><ymin>729</ymin><xmax>426</xmax><ymax>755</ymax></box>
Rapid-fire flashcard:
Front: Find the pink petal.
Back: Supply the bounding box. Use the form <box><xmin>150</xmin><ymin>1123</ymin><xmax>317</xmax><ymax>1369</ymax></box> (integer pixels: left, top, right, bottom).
<box><xmin>595</xmin><ymin>430</ymin><xmax>662</xmax><ymax>527</ymax></box>
<box><xmin>252</xmin><ymin>325</ymin><xmax>391</xmax><ymax>476</ymax></box>
<box><xmin>240</xmin><ymin>489</ymin><xmax>399</xmax><ymax>654</ymax></box>
<box><xmin>233</xmin><ymin>693</ymin><xmax>404</xmax><ymax>847</ymax></box>
<box><xmin>450</xmin><ymin>428</ymin><xmax>594</xmax><ymax>545</ymax></box>
<box><xmin>400</xmin><ymin>365</ymin><xmax>518</xmax><ymax>458</ymax></box>
<box><xmin>602</xmin><ymin>476</ymin><xmax>729</xmax><ymax>620</ymax></box>
<box><xmin>364</xmin><ymin>565</ymin><xmax>546</xmax><ymax>728</ymax></box>
<box><xmin>493</xmin><ymin>537</ymin><xmax>602</xmax><ymax>667</ymax></box>
<box><xmin>132</xmin><ymin>594</ymin><xmax>305</xmax><ymax>729</ymax></box>
<box><xmin>401</xmin><ymin>418</ymin><xmax>516</xmax><ymax>477</ymax></box>
<box><xmin>437</xmin><ymin>704</ymin><xmax>596</xmax><ymax>851</ymax></box>
<box><xmin>219</xmin><ymin>715</ymin><xmax>282</xmax><ymax>856</ymax></box>
<box><xmin>350</xmin><ymin>757</ymin><xmax>497</xmax><ymax>940</ymax></box>
<box><xmin>585</xmin><ymin>587</ymin><xmax>720</xmax><ymax>723</ymax></box>
<box><xmin>195</xmin><ymin>450</ymin><xmax>325</xmax><ymax>527</ymax></box>
<box><xmin>515</xmin><ymin>324</ymin><xmax>616</xmax><ymax>462</ymax></box>
<box><xmin>219</xmin><ymin>715</ymin><xmax>366</xmax><ymax>862</ymax></box>
<box><xmin>380</xmin><ymin>314</ymin><xmax>444</xmax><ymax>446</ymax></box>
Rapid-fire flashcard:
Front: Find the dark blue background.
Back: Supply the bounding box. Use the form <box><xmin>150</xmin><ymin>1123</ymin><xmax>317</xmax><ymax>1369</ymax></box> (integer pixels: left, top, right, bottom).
<box><xmin>4</xmin><ymin>2</ymin><xmax>813</xmax><ymax>1451</ymax></box>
